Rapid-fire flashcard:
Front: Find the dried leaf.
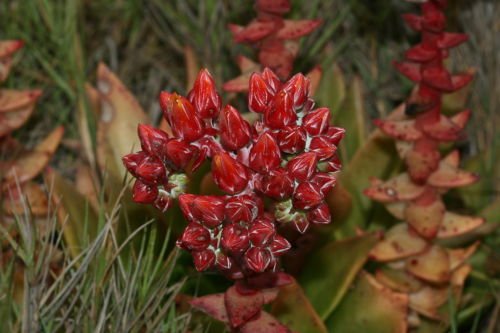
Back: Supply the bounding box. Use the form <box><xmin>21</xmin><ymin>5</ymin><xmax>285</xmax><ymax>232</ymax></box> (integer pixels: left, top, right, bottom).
<box><xmin>2</xmin><ymin>126</ymin><xmax>64</xmax><ymax>189</ymax></box>
<box><xmin>95</xmin><ymin>63</ymin><xmax>149</xmax><ymax>181</ymax></box>
<box><xmin>3</xmin><ymin>181</ymin><xmax>48</xmax><ymax>216</ymax></box>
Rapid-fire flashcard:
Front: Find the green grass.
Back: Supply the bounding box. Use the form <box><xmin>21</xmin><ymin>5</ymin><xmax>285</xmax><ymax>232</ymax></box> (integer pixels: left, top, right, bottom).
<box><xmin>0</xmin><ymin>182</ymin><xmax>192</xmax><ymax>333</ymax></box>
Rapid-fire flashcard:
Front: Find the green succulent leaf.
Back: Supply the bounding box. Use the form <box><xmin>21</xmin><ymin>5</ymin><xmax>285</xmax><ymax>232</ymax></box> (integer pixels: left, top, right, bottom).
<box><xmin>334</xmin><ymin>75</ymin><xmax>367</xmax><ymax>163</ymax></box>
<box><xmin>335</xmin><ymin>105</ymin><xmax>403</xmax><ymax>236</ymax></box>
<box><xmin>271</xmin><ymin>278</ymin><xmax>328</xmax><ymax>333</ymax></box>
<box><xmin>315</xmin><ymin>62</ymin><xmax>346</xmax><ymax>118</ymax></box>
<box><xmin>299</xmin><ymin>232</ymin><xmax>379</xmax><ymax>320</ymax></box>
<box><xmin>325</xmin><ymin>272</ymin><xmax>408</xmax><ymax>333</ymax></box>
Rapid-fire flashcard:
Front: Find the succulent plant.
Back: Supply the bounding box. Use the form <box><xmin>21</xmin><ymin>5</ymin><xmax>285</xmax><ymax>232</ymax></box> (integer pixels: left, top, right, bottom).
<box><xmin>122</xmin><ymin>67</ymin><xmax>344</xmax><ymax>330</ymax></box>
<box><xmin>363</xmin><ymin>0</ymin><xmax>485</xmax><ymax>329</ymax></box>
<box><xmin>223</xmin><ymin>0</ymin><xmax>322</xmax><ymax>92</ymax></box>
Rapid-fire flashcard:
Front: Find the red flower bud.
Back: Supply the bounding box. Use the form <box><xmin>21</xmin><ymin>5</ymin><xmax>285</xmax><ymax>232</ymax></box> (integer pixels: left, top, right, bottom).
<box><xmin>192</xmin><ymin>249</ymin><xmax>216</xmax><ymax>271</ymax></box>
<box><xmin>218</xmin><ymin>105</ymin><xmax>251</xmax><ymax>150</ymax></box>
<box><xmin>137</xmin><ymin>124</ymin><xmax>169</xmax><ymax>157</ymax></box>
<box><xmin>277</xmin><ymin>126</ymin><xmax>306</xmax><ymax>154</ymax></box>
<box><xmin>135</xmin><ymin>156</ymin><xmax>166</xmax><ymax>185</ymax></box>
<box><xmin>164</xmin><ymin>139</ymin><xmax>194</xmax><ymax>169</ymax></box>
<box><xmin>309</xmin><ymin>136</ymin><xmax>337</xmax><ymax>160</ymax></box>
<box><xmin>244</xmin><ymin>247</ymin><xmax>272</xmax><ymax>273</ymax></box>
<box><xmin>178</xmin><ymin>194</ymin><xmax>196</xmax><ymax>222</ymax></box>
<box><xmin>221</xmin><ymin>224</ymin><xmax>250</xmax><ymax>253</ymax></box>
<box><xmin>153</xmin><ymin>194</ymin><xmax>172</xmax><ymax>212</ymax></box>
<box><xmin>325</xmin><ymin>126</ymin><xmax>345</xmax><ymax>146</ymax></box>
<box><xmin>160</xmin><ymin>92</ymin><xmax>204</xmax><ymax>142</ymax></box>
<box><xmin>264</xmin><ymin>90</ymin><xmax>297</xmax><ymax>129</ymax></box>
<box><xmin>287</xmin><ymin>152</ymin><xmax>318</xmax><ymax>181</ymax></box>
<box><xmin>188</xmin><ymin>69</ymin><xmax>221</xmax><ymax>118</ymax></box>
<box><xmin>248</xmin><ymin>73</ymin><xmax>274</xmax><ymax>113</ymax></box>
<box><xmin>307</xmin><ymin>203</ymin><xmax>331</xmax><ymax>225</ymax></box>
<box><xmin>249</xmin><ymin>132</ymin><xmax>281</xmax><ymax>173</ymax></box>
<box><xmin>281</xmin><ymin>73</ymin><xmax>310</xmax><ymax>108</ymax></box>
<box><xmin>293</xmin><ymin>182</ymin><xmax>323</xmax><ymax>210</ymax></box>
<box><xmin>261</xmin><ymin>67</ymin><xmax>281</xmax><ymax>93</ymax></box>
<box><xmin>311</xmin><ymin>172</ymin><xmax>337</xmax><ymax>196</ymax></box>
<box><xmin>216</xmin><ymin>252</ymin><xmax>233</xmax><ymax>270</ymax></box>
<box><xmin>324</xmin><ymin>154</ymin><xmax>342</xmax><ymax>172</ymax></box>
<box><xmin>270</xmin><ymin>235</ymin><xmax>291</xmax><ymax>256</ymax></box>
<box><xmin>178</xmin><ymin>223</ymin><xmax>211</xmax><ymax>251</ymax></box>
<box><xmin>292</xmin><ymin>214</ymin><xmax>310</xmax><ymax>234</ymax></box>
<box><xmin>249</xmin><ymin>218</ymin><xmax>276</xmax><ymax>247</ymax></box>
<box><xmin>132</xmin><ymin>179</ymin><xmax>158</xmax><ymax>204</ymax></box>
<box><xmin>256</xmin><ymin>168</ymin><xmax>293</xmax><ymax>200</ymax></box>
<box><xmin>192</xmin><ymin>196</ymin><xmax>225</xmax><ymax>228</ymax></box>
<box><xmin>122</xmin><ymin>151</ymin><xmax>148</xmax><ymax>176</ymax></box>
<box><xmin>225</xmin><ymin>195</ymin><xmax>259</xmax><ymax>224</ymax></box>
<box><xmin>302</xmin><ymin>107</ymin><xmax>330</xmax><ymax>136</ymax></box>
<box><xmin>212</xmin><ymin>152</ymin><xmax>249</xmax><ymax>194</ymax></box>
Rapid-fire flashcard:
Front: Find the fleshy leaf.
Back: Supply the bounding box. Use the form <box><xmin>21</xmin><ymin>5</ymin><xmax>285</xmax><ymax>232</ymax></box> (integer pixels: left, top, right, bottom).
<box><xmin>447</xmin><ymin>241</ymin><xmax>479</xmax><ymax>270</ymax></box>
<box><xmin>428</xmin><ymin>159</ymin><xmax>478</xmax><ymax>188</ymax></box>
<box><xmin>316</xmin><ymin>61</ymin><xmax>346</xmax><ymax>117</ymax></box>
<box><xmin>375</xmin><ymin>266</ymin><xmax>423</xmax><ymax>293</ymax></box>
<box><xmin>406</xmin><ymin>245</ymin><xmax>450</xmax><ymax>283</ymax></box>
<box><xmin>337</xmin><ymin>104</ymin><xmax>405</xmax><ymax>235</ymax></box>
<box><xmin>190</xmin><ymin>293</ymin><xmax>228</xmax><ymax>323</ymax></box>
<box><xmin>271</xmin><ymin>278</ymin><xmax>328</xmax><ymax>333</ymax></box>
<box><xmin>437</xmin><ymin>212</ymin><xmax>484</xmax><ymax>239</ymax></box>
<box><xmin>421</xmin><ymin>112</ymin><xmax>469</xmax><ymax>141</ymax></box>
<box><xmin>231</xmin><ymin>21</ymin><xmax>275</xmax><ymax>43</ymax></box>
<box><xmin>225</xmin><ymin>286</ymin><xmax>264</xmax><ymax>328</ymax></box>
<box><xmin>408</xmin><ymin>285</ymin><xmax>448</xmax><ymax>320</ymax></box>
<box><xmin>370</xmin><ymin>224</ymin><xmax>428</xmax><ymax>262</ymax></box>
<box><xmin>373</xmin><ymin>118</ymin><xmax>421</xmax><ymax>141</ymax></box>
<box><xmin>300</xmin><ymin>232</ymin><xmax>379</xmax><ymax>319</ymax></box>
<box><xmin>325</xmin><ymin>272</ymin><xmax>408</xmax><ymax>333</ymax></box>
<box><xmin>276</xmin><ymin>19</ymin><xmax>322</xmax><ymax>39</ymax></box>
<box><xmin>240</xmin><ymin>311</ymin><xmax>291</xmax><ymax>333</ymax></box>
<box><xmin>335</xmin><ymin>75</ymin><xmax>367</xmax><ymax>162</ymax></box>
<box><xmin>405</xmin><ymin>199</ymin><xmax>445</xmax><ymax>239</ymax></box>
<box><xmin>364</xmin><ymin>173</ymin><xmax>426</xmax><ymax>203</ymax></box>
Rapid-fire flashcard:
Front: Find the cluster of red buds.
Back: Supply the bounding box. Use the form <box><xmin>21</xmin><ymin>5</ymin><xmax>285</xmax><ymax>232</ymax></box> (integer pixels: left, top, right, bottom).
<box><xmin>224</xmin><ymin>0</ymin><xmax>321</xmax><ymax>92</ymax></box>
<box><xmin>123</xmin><ymin>67</ymin><xmax>344</xmax><ymax>278</ymax></box>
<box><xmin>364</xmin><ymin>0</ymin><xmax>484</xmax><ymax>326</ymax></box>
